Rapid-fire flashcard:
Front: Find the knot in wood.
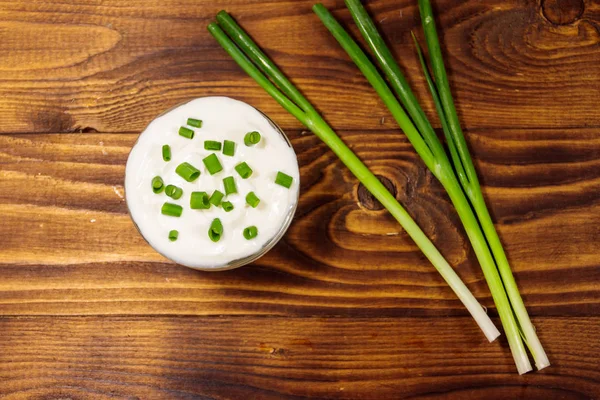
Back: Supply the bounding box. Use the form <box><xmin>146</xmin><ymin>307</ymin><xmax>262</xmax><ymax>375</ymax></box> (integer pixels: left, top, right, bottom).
<box><xmin>542</xmin><ymin>0</ymin><xmax>584</xmax><ymax>25</ymax></box>
<box><xmin>357</xmin><ymin>175</ymin><xmax>397</xmax><ymax>211</ymax></box>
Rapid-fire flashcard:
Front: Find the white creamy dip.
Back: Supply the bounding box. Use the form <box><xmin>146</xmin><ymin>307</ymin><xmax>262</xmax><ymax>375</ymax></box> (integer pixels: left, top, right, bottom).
<box><xmin>125</xmin><ymin>97</ymin><xmax>299</xmax><ymax>270</ymax></box>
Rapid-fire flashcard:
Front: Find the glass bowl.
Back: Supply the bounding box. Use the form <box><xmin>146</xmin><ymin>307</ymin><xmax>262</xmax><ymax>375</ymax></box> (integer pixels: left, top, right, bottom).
<box><xmin>125</xmin><ymin>97</ymin><xmax>299</xmax><ymax>271</ymax></box>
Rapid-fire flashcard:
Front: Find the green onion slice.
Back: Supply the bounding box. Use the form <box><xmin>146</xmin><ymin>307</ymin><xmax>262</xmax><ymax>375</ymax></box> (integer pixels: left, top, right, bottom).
<box><xmin>162</xmin><ymin>145</ymin><xmax>171</xmax><ymax>161</ymax></box>
<box><xmin>244</xmin><ymin>131</ymin><xmax>261</xmax><ymax>146</ymax></box>
<box><xmin>161</xmin><ymin>202</ymin><xmax>182</xmax><ymax>217</ymax></box>
<box><xmin>208</xmin><ymin>218</ymin><xmax>223</xmax><ymax>242</ymax></box>
<box><xmin>222</xmin><ymin>201</ymin><xmax>234</xmax><ymax>212</ymax></box>
<box><xmin>234</xmin><ymin>162</ymin><xmax>253</xmax><ymax>179</ymax></box>
<box><xmin>175</xmin><ymin>162</ymin><xmax>200</xmax><ymax>182</ymax></box>
<box><xmin>187</xmin><ymin>118</ymin><xmax>202</xmax><ymax>128</ymax></box>
<box><xmin>152</xmin><ymin>176</ymin><xmax>164</xmax><ymax>194</ymax></box>
<box><xmin>202</xmin><ymin>153</ymin><xmax>223</xmax><ymax>175</ymax></box>
<box><xmin>223</xmin><ymin>176</ymin><xmax>237</xmax><ymax>195</ymax></box>
<box><xmin>165</xmin><ymin>184</ymin><xmax>183</xmax><ymax>200</ymax></box>
<box><xmin>243</xmin><ymin>226</ymin><xmax>258</xmax><ymax>240</ymax></box>
<box><xmin>204</xmin><ymin>140</ymin><xmax>222</xmax><ymax>151</ymax></box>
<box><xmin>223</xmin><ymin>140</ymin><xmax>236</xmax><ymax>156</ymax></box>
<box><xmin>190</xmin><ymin>191</ymin><xmax>210</xmax><ymax>209</ymax></box>
<box><xmin>179</xmin><ymin>126</ymin><xmax>195</xmax><ymax>139</ymax></box>
<box><xmin>168</xmin><ymin>230</ymin><xmax>179</xmax><ymax>241</ymax></box>
<box><xmin>245</xmin><ymin>191</ymin><xmax>260</xmax><ymax>208</ymax></box>
<box><xmin>209</xmin><ymin>190</ymin><xmax>224</xmax><ymax>207</ymax></box>
<box><xmin>275</xmin><ymin>171</ymin><xmax>293</xmax><ymax>188</ymax></box>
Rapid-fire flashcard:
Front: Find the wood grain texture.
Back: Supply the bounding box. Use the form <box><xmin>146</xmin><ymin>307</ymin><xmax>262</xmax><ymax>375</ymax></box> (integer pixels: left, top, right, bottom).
<box><xmin>1</xmin><ymin>0</ymin><xmax>600</xmax><ymax>397</ymax></box>
<box><xmin>0</xmin><ymin>130</ymin><xmax>598</xmax><ymax>317</ymax></box>
<box><xmin>0</xmin><ymin>0</ymin><xmax>599</xmax><ymax>133</ymax></box>
<box><xmin>0</xmin><ymin>316</ymin><xmax>598</xmax><ymax>399</ymax></box>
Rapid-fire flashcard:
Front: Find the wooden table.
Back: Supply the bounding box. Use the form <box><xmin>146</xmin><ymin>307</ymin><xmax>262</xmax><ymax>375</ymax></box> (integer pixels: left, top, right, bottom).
<box><xmin>1</xmin><ymin>0</ymin><xmax>598</xmax><ymax>398</ymax></box>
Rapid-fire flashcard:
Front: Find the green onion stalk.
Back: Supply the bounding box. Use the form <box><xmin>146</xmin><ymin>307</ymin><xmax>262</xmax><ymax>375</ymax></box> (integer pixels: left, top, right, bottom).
<box><xmin>208</xmin><ymin>11</ymin><xmax>500</xmax><ymax>342</ymax></box>
<box><xmin>314</xmin><ymin>0</ymin><xmax>549</xmax><ymax>373</ymax></box>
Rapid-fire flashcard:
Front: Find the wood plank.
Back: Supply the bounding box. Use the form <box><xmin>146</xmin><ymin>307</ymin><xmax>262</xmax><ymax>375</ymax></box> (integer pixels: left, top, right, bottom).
<box><xmin>0</xmin><ymin>130</ymin><xmax>598</xmax><ymax>316</ymax></box>
<box><xmin>0</xmin><ymin>0</ymin><xmax>599</xmax><ymax>133</ymax></box>
<box><xmin>0</xmin><ymin>316</ymin><xmax>598</xmax><ymax>399</ymax></box>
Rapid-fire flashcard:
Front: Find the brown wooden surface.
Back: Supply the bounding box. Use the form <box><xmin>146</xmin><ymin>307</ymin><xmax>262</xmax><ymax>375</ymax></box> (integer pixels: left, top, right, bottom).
<box><xmin>1</xmin><ymin>316</ymin><xmax>599</xmax><ymax>399</ymax></box>
<box><xmin>0</xmin><ymin>0</ymin><xmax>599</xmax><ymax>398</ymax></box>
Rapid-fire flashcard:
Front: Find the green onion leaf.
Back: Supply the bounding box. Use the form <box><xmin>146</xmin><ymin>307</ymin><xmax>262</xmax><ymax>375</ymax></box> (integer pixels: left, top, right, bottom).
<box><xmin>208</xmin><ymin>11</ymin><xmax>500</xmax><ymax>347</ymax></box>
<box><xmin>202</xmin><ymin>153</ymin><xmax>223</xmax><ymax>175</ymax></box>
<box><xmin>223</xmin><ymin>140</ymin><xmax>236</xmax><ymax>156</ymax></box>
<box><xmin>210</xmin><ymin>12</ymin><xmax>311</xmax><ymax>122</ymax></box>
<box><xmin>325</xmin><ymin>0</ymin><xmax>537</xmax><ymax>369</ymax></box>
<box><xmin>243</xmin><ymin>226</ymin><xmax>258</xmax><ymax>240</ymax></box>
<box><xmin>234</xmin><ymin>162</ymin><xmax>253</xmax><ymax>179</ymax></box>
<box><xmin>209</xmin><ymin>190</ymin><xmax>224</xmax><ymax>207</ymax></box>
<box><xmin>416</xmin><ymin>0</ymin><xmax>548</xmax><ymax>371</ymax></box>
<box><xmin>161</xmin><ymin>202</ymin><xmax>182</xmax><ymax>217</ymax></box>
<box><xmin>245</xmin><ymin>191</ymin><xmax>260</xmax><ymax>208</ymax></box>
<box><xmin>175</xmin><ymin>162</ymin><xmax>201</xmax><ymax>182</ymax></box>
<box><xmin>168</xmin><ymin>230</ymin><xmax>179</xmax><ymax>241</ymax></box>
<box><xmin>204</xmin><ymin>140</ymin><xmax>222</xmax><ymax>151</ymax></box>
<box><xmin>179</xmin><ymin>126</ymin><xmax>195</xmax><ymax>139</ymax></box>
<box><xmin>223</xmin><ymin>176</ymin><xmax>237</xmax><ymax>195</ymax></box>
<box><xmin>165</xmin><ymin>184</ymin><xmax>183</xmax><ymax>200</ymax></box>
<box><xmin>208</xmin><ymin>218</ymin><xmax>223</xmax><ymax>242</ymax></box>
<box><xmin>275</xmin><ymin>171</ymin><xmax>293</xmax><ymax>188</ymax></box>
<box><xmin>222</xmin><ymin>201</ymin><xmax>234</xmax><ymax>212</ymax></box>
<box><xmin>187</xmin><ymin>118</ymin><xmax>202</xmax><ymax>128</ymax></box>
<box><xmin>162</xmin><ymin>145</ymin><xmax>171</xmax><ymax>161</ymax></box>
<box><xmin>190</xmin><ymin>191</ymin><xmax>210</xmax><ymax>210</ymax></box>
<box><xmin>244</xmin><ymin>131</ymin><xmax>261</xmax><ymax>146</ymax></box>
<box><xmin>152</xmin><ymin>176</ymin><xmax>164</xmax><ymax>194</ymax></box>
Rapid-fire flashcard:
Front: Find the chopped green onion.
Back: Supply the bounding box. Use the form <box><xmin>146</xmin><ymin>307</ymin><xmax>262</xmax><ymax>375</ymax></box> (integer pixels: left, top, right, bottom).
<box><xmin>223</xmin><ymin>140</ymin><xmax>236</xmax><ymax>156</ymax></box>
<box><xmin>168</xmin><ymin>230</ymin><xmax>179</xmax><ymax>241</ymax></box>
<box><xmin>234</xmin><ymin>162</ymin><xmax>253</xmax><ymax>179</ymax></box>
<box><xmin>208</xmin><ymin>218</ymin><xmax>223</xmax><ymax>242</ymax></box>
<box><xmin>179</xmin><ymin>126</ymin><xmax>195</xmax><ymax>139</ymax></box>
<box><xmin>190</xmin><ymin>191</ymin><xmax>210</xmax><ymax>209</ymax></box>
<box><xmin>275</xmin><ymin>171</ymin><xmax>293</xmax><ymax>188</ymax></box>
<box><xmin>152</xmin><ymin>176</ymin><xmax>164</xmax><ymax>194</ymax></box>
<box><xmin>245</xmin><ymin>191</ymin><xmax>260</xmax><ymax>208</ymax></box>
<box><xmin>187</xmin><ymin>118</ymin><xmax>203</xmax><ymax>128</ymax></box>
<box><xmin>204</xmin><ymin>140</ymin><xmax>222</xmax><ymax>151</ymax></box>
<box><xmin>161</xmin><ymin>202</ymin><xmax>182</xmax><ymax>217</ymax></box>
<box><xmin>209</xmin><ymin>190</ymin><xmax>224</xmax><ymax>206</ymax></box>
<box><xmin>244</xmin><ymin>131</ymin><xmax>261</xmax><ymax>146</ymax></box>
<box><xmin>202</xmin><ymin>153</ymin><xmax>223</xmax><ymax>175</ymax></box>
<box><xmin>162</xmin><ymin>145</ymin><xmax>171</xmax><ymax>161</ymax></box>
<box><xmin>243</xmin><ymin>226</ymin><xmax>258</xmax><ymax>240</ymax></box>
<box><xmin>222</xmin><ymin>201</ymin><xmax>234</xmax><ymax>212</ymax></box>
<box><xmin>208</xmin><ymin>12</ymin><xmax>499</xmax><ymax>346</ymax></box>
<box><xmin>165</xmin><ymin>184</ymin><xmax>183</xmax><ymax>200</ymax></box>
<box><xmin>175</xmin><ymin>162</ymin><xmax>200</xmax><ymax>182</ymax></box>
<box><xmin>223</xmin><ymin>176</ymin><xmax>237</xmax><ymax>195</ymax></box>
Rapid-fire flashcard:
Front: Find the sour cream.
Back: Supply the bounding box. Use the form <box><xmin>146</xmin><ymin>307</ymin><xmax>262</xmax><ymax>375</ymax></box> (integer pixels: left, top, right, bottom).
<box><xmin>125</xmin><ymin>97</ymin><xmax>299</xmax><ymax>270</ymax></box>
